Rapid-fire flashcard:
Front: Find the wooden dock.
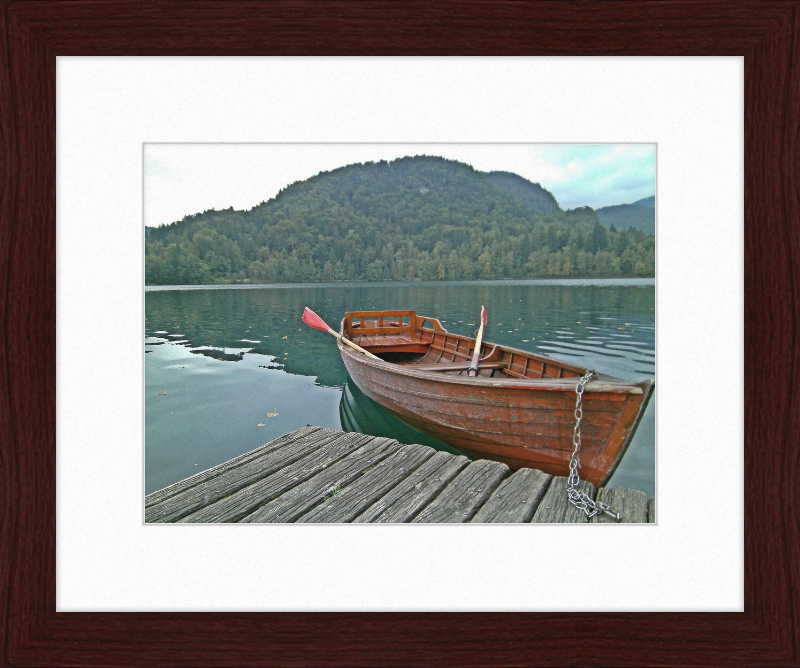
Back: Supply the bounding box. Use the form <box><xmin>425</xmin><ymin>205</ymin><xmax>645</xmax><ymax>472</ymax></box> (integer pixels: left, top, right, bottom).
<box><xmin>145</xmin><ymin>427</ymin><xmax>655</xmax><ymax>523</ymax></box>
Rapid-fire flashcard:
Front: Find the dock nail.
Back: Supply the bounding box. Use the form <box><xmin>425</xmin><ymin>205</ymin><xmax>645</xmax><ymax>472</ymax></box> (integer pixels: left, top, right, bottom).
<box><xmin>600</xmin><ymin>506</ymin><xmax>621</xmax><ymax>522</ymax></box>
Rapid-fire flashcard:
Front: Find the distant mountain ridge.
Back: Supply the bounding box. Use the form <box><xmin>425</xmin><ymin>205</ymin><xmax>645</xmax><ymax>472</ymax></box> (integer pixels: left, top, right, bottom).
<box><xmin>596</xmin><ymin>196</ymin><xmax>655</xmax><ymax>235</ymax></box>
<box><xmin>146</xmin><ymin>155</ymin><xmax>654</xmax><ymax>284</ymax></box>
<box><xmin>483</xmin><ymin>171</ymin><xmax>562</xmax><ymax>215</ymax></box>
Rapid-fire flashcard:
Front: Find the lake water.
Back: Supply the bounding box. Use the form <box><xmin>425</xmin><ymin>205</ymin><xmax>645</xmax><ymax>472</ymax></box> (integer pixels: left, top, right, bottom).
<box><xmin>145</xmin><ymin>279</ymin><xmax>655</xmax><ymax>496</ymax></box>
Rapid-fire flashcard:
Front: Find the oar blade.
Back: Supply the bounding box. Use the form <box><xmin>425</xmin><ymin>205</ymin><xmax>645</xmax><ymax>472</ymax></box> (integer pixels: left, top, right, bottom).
<box><xmin>480</xmin><ymin>305</ymin><xmax>488</xmax><ymax>326</ymax></box>
<box><xmin>302</xmin><ymin>307</ymin><xmax>330</xmax><ymax>332</ymax></box>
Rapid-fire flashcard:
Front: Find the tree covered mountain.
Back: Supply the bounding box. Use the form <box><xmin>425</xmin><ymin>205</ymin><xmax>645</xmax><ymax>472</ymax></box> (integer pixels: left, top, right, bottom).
<box><xmin>483</xmin><ymin>171</ymin><xmax>562</xmax><ymax>214</ymax></box>
<box><xmin>145</xmin><ymin>155</ymin><xmax>655</xmax><ymax>284</ymax></box>
<box><xmin>596</xmin><ymin>196</ymin><xmax>655</xmax><ymax>235</ymax></box>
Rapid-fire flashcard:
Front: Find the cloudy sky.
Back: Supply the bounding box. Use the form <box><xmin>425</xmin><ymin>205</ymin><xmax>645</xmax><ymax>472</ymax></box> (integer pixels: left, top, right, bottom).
<box><xmin>144</xmin><ymin>144</ymin><xmax>655</xmax><ymax>228</ymax></box>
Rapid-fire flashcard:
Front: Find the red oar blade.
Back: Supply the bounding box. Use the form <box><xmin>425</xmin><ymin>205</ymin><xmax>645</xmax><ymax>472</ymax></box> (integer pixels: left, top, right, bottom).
<box><xmin>480</xmin><ymin>305</ymin><xmax>488</xmax><ymax>326</ymax></box>
<box><xmin>302</xmin><ymin>307</ymin><xmax>331</xmax><ymax>332</ymax></box>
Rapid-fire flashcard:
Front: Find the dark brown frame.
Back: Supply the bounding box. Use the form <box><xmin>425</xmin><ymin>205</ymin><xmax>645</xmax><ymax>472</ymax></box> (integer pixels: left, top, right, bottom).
<box><xmin>2</xmin><ymin>2</ymin><xmax>798</xmax><ymax>666</ymax></box>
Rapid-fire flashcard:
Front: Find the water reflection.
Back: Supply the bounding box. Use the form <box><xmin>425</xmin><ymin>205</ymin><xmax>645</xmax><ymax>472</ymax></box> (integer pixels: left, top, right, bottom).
<box><xmin>145</xmin><ymin>279</ymin><xmax>654</xmax><ymax>385</ymax></box>
<box><xmin>145</xmin><ymin>279</ymin><xmax>655</xmax><ymax>495</ymax></box>
<box><xmin>339</xmin><ymin>379</ymin><xmax>462</xmax><ymax>456</ymax></box>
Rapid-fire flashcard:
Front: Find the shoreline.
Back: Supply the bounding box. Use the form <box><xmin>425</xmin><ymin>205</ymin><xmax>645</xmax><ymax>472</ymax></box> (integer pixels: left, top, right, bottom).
<box><xmin>145</xmin><ymin>277</ymin><xmax>656</xmax><ymax>291</ymax></box>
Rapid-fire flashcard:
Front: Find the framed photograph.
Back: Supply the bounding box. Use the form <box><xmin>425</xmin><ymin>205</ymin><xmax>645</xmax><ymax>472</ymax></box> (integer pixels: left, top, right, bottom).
<box><xmin>3</xmin><ymin>2</ymin><xmax>797</xmax><ymax>666</ymax></box>
<box><xmin>142</xmin><ymin>142</ymin><xmax>657</xmax><ymax>526</ymax></box>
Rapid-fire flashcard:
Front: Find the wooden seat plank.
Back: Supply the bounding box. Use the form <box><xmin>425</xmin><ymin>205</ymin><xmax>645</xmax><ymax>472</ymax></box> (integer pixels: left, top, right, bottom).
<box><xmin>411</xmin><ymin>361</ymin><xmax>507</xmax><ymax>373</ymax></box>
<box><xmin>353</xmin><ymin>335</ymin><xmax>416</xmax><ymax>347</ymax></box>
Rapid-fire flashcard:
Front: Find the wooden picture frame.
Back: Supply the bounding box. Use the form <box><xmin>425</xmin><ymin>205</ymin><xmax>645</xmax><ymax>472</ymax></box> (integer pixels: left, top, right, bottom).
<box><xmin>2</xmin><ymin>2</ymin><xmax>798</xmax><ymax>665</ymax></box>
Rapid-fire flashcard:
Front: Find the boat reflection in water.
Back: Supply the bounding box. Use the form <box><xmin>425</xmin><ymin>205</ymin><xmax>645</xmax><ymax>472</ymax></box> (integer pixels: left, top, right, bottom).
<box><xmin>339</xmin><ymin>379</ymin><xmax>464</xmax><ymax>457</ymax></box>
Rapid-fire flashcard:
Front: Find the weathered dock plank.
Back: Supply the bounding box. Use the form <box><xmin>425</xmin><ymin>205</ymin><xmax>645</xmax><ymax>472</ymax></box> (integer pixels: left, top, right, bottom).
<box><xmin>144</xmin><ymin>425</ymin><xmax>323</xmax><ymax>508</ymax></box>
<box><xmin>531</xmin><ymin>477</ymin><xmax>597</xmax><ymax>523</ymax></box>
<box><xmin>241</xmin><ymin>437</ymin><xmax>402</xmax><ymax>523</ymax></box>
<box><xmin>593</xmin><ymin>487</ymin><xmax>649</xmax><ymax>523</ymax></box>
<box><xmin>145</xmin><ymin>428</ymin><xmax>654</xmax><ymax>524</ymax></box>
<box><xmin>353</xmin><ymin>451</ymin><xmax>470</xmax><ymax>523</ymax></box>
<box><xmin>413</xmin><ymin>459</ymin><xmax>509</xmax><ymax>523</ymax></box>
<box><xmin>296</xmin><ymin>444</ymin><xmax>435</xmax><ymax>523</ymax></box>
<box><xmin>146</xmin><ymin>428</ymin><xmax>340</xmax><ymax>523</ymax></box>
<box><xmin>472</xmin><ymin>468</ymin><xmax>552</xmax><ymax>523</ymax></box>
<box><xmin>179</xmin><ymin>431</ymin><xmax>377</xmax><ymax>523</ymax></box>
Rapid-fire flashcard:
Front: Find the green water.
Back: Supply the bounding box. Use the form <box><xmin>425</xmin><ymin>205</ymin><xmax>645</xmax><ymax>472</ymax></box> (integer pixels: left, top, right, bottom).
<box><xmin>145</xmin><ymin>279</ymin><xmax>655</xmax><ymax>495</ymax></box>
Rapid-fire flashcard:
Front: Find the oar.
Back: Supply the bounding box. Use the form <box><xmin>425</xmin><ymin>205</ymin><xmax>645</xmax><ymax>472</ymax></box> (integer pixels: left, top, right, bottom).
<box><xmin>302</xmin><ymin>308</ymin><xmax>381</xmax><ymax>360</ymax></box>
<box><xmin>467</xmin><ymin>305</ymin><xmax>488</xmax><ymax>377</ymax></box>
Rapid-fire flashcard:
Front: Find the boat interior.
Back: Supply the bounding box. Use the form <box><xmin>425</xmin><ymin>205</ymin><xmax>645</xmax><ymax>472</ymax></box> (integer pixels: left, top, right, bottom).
<box><xmin>342</xmin><ymin>309</ymin><xmax>585</xmax><ymax>380</ymax></box>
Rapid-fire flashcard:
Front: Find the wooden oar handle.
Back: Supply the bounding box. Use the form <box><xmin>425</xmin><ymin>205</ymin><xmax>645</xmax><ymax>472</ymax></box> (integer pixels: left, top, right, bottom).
<box><xmin>468</xmin><ymin>327</ymin><xmax>485</xmax><ymax>377</ymax></box>
<box><xmin>331</xmin><ymin>329</ymin><xmax>382</xmax><ymax>360</ymax></box>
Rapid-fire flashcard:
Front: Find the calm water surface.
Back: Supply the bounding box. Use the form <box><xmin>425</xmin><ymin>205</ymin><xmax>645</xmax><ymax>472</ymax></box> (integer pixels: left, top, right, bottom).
<box><xmin>145</xmin><ymin>279</ymin><xmax>655</xmax><ymax>495</ymax></box>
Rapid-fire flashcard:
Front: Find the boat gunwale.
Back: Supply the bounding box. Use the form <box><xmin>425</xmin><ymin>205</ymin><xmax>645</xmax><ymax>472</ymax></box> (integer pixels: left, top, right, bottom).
<box><xmin>343</xmin><ymin>311</ymin><xmax>591</xmax><ymax>373</ymax></box>
<box><xmin>337</xmin><ymin>338</ymin><xmax>645</xmax><ymax>395</ymax></box>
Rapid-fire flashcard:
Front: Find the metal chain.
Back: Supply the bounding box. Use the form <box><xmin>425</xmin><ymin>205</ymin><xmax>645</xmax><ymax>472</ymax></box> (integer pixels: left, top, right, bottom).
<box><xmin>566</xmin><ymin>370</ymin><xmax>621</xmax><ymax>522</ymax></box>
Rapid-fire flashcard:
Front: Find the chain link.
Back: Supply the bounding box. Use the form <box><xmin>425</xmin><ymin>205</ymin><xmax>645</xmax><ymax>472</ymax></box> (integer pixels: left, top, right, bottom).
<box><xmin>566</xmin><ymin>370</ymin><xmax>621</xmax><ymax>522</ymax></box>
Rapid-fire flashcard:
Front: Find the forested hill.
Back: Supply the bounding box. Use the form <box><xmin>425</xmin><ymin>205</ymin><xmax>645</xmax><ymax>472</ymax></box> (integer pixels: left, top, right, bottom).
<box><xmin>483</xmin><ymin>171</ymin><xmax>561</xmax><ymax>214</ymax></box>
<box><xmin>596</xmin><ymin>196</ymin><xmax>655</xmax><ymax>235</ymax></box>
<box><xmin>146</xmin><ymin>155</ymin><xmax>655</xmax><ymax>284</ymax></box>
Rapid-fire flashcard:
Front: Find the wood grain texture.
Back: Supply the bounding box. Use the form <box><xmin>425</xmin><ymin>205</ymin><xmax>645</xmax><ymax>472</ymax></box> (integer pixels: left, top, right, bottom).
<box><xmin>412</xmin><ymin>459</ymin><xmax>509</xmax><ymax>523</ymax></box>
<box><xmin>296</xmin><ymin>443</ymin><xmax>435</xmax><ymax>523</ymax></box>
<box><xmin>592</xmin><ymin>487</ymin><xmax>650</xmax><ymax>524</ymax></box>
<box><xmin>144</xmin><ymin>426</ymin><xmax>324</xmax><ymax>507</ymax></box>
<box><xmin>352</xmin><ymin>450</ymin><xmax>471</xmax><ymax>523</ymax></box>
<box><xmin>240</xmin><ymin>436</ymin><xmax>401</xmax><ymax>522</ymax></box>
<box><xmin>176</xmin><ymin>431</ymin><xmax>378</xmax><ymax>523</ymax></box>
<box><xmin>1</xmin><ymin>1</ymin><xmax>798</xmax><ymax>667</ymax></box>
<box><xmin>531</xmin><ymin>476</ymin><xmax>597</xmax><ymax>524</ymax></box>
<box><xmin>146</xmin><ymin>428</ymin><xmax>340</xmax><ymax>522</ymax></box>
<box><xmin>146</xmin><ymin>429</ymin><xmax>643</xmax><ymax>524</ymax></box>
<box><xmin>471</xmin><ymin>467</ymin><xmax>552</xmax><ymax>523</ymax></box>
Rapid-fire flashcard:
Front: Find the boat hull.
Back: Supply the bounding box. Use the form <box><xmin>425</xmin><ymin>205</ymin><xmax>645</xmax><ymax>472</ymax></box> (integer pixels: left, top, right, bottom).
<box><xmin>339</xmin><ymin>342</ymin><xmax>653</xmax><ymax>487</ymax></box>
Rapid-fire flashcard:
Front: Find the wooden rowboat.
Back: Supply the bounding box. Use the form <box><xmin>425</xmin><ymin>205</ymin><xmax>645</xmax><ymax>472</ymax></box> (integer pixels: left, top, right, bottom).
<box><xmin>337</xmin><ymin>309</ymin><xmax>654</xmax><ymax>487</ymax></box>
